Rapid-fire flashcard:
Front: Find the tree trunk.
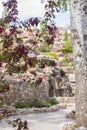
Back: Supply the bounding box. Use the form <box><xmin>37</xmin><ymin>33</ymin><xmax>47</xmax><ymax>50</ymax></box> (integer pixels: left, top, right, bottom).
<box><xmin>70</xmin><ymin>0</ymin><xmax>87</xmax><ymax>127</ymax></box>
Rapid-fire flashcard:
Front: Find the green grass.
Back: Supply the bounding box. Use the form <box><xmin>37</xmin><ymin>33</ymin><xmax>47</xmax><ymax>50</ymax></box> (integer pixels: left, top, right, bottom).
<box><xmin>45</xmin><ymin>52</ymin><xmax>58</xmax><ymax>59</ymax></box>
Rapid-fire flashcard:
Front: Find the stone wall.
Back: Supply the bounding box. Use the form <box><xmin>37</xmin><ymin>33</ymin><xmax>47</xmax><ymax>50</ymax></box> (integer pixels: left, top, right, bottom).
<box><xmin>0</xmin><ymin>79</ymin><xmax>49</xmax><ymax>106</ymax></box>
<box><xmin>0</xmin><ymin>67</ymin><xmax>74</xmax><ymax>106</ymax></box>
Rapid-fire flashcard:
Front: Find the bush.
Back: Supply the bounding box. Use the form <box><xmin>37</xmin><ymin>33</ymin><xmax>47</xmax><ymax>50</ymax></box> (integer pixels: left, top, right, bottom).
<box><xmin>62</xmin><ymin>56</ymin><xmax>73</xmax><ymax>66</ymax></box>
<box><xmin>29</xmin><ymin>98</ymin><xmax>51</xmax><ymax>108</ymax></box>
<box><xmin>60</xmin><ymin>30</ymin><xmax>73</xmax><ymax>53</ymax></box>
<box><xmin>61</xmin><ymin>39</ymin><xmax>72</xmax><ymax>53</ymax></box>
<box><xmin>62</xmin><ymin>57</ymin><xmax>70</xmax><ymax>64</ymax></box>
<box><xmin>15</xmin><ymin>101</ymin><xmax>29</xmax><ymax>108</ymax></box>
<box><xmin>39</xmin><ymin>43</ymin><xmax>51</xmax><ymax>52</ymax></box>
<box><xmin>15</xmin><ymin>98</ymin><xmax>59</xmax><ymax>108</ymax></box>
<box><xmin>40</xmin><ymin>101</ymin><xmax>51</xmax><ymax>107</ymax></box>
<box><xmin>0</xmin><ymin>52</ymin><xmax>4</xmax><ymax>61</ymax></box>
<box><xmin>47</xmin><ymin>98</ymin><xmax>59</xmax><ymax>105</ymax></box>
<box><xmin>45</xmin><ymin>52</ymin><xmax>58</xmax><ymax>59</ymax></box>
<box><xmin>64</xmin><ymin>30</ymin><xmax>69</xmax><ymax>41</ymax></box>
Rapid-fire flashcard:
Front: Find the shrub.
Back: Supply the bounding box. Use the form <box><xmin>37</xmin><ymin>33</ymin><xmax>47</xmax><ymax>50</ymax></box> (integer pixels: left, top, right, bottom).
<box><xmin>62</xmin><ymin>56</ymin><xmax>73</xmax><ymax>66</ymax></box>
<box><xmin>39</xmin><ymin>43</ymin><xmax>51</xmax><ymax>52</ymax></box>
<box><xmin>61</xmin><ymin>39</ymin><xmax>72</xmax><ymax>53</ymax></box>
<box><xmin>62</xmin><ymin>57</ymin><xmax>70</xmax><ymax>64</ymax></box>
<box><xmin>47</xmin><ymin>98</ymin><xmax>59</xmax><ymax>105</ymax></box>
<box><xmin>60</xmin><ymin>30</ymin><xmax>73</xmax><ymax>53</ymax></box>
<box><xmin>0</xmin><ymin>52</ymin><xmax>4</xmax><ymax>61</ymax></box>
<box><xmin>15</xmin><ymin>101</ymin><xmax>29</xmax><ymax>108</ymax></box>
<box><xmin>45</xmin><ymin>52</ymin><xmax>58</xmax><ymax>59</ymax></box>
<box><xmin>64</xmin><ymin>30</ymin><xmax>69</xmax><ymax>41</ymax></box>
<box><xmin>15</xmin><ymin>98</ymin><xmax>59</xmax><ymax>108</ymax></box>
<box><xmin>41</xmin><ymin>101</ymin><xmax>51</xmax><ymax>107</ymax></box>
<box><xmin>29</xmin><ymin>98</ymin><xmax>51</xmax><ymax>108</ymax></box>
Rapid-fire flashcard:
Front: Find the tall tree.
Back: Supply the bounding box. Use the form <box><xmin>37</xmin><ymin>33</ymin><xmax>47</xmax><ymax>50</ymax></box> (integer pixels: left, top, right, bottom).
<box><xmin>70</xmin><ymin>0</ymin><xmax>87</xmax><ymax>127</ymax></box>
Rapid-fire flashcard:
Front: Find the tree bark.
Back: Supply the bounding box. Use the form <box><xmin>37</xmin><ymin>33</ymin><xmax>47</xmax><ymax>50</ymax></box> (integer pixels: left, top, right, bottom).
<box><xmin>70</xmin><ymin>0</ymin><xmax>87</xmax><ymax>127</ymax></box>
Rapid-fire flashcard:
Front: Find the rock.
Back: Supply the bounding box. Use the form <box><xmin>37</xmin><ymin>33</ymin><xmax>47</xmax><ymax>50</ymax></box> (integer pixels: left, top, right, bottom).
<box><xmin>66</xmin><ymin>110</ymin><xmax>75</xmax><ymax>119</ymax></box>
<box><xmin>67</xmin><ymin>74</ymin><xmax>75</xmax><ymax>83</ymax></box>
<box><xmin>24</xmin><ymin>129</ymin><xmax>29</xmax><ymax>130</ymax></box>
<box><xmin>62</xmin><ymin>124</ymin><xmax>72</xmax><ymax>130</ymax></box>
<box><xmin>62</xmin><ymin>124</ymin><xmax>87</xmax><ymax>130</ymax></box>
<box><xmin>0</xmin><ymin>66</ymin><xmax>73</xmax><ymax>105</ymax></box>
<box><xmin>62</xmin><ymin>66</ymin><xmax>74</xmax><ymax>74</ymax></box>
<box><xmin>48</xmin><ymin>68</ymin><xmax>72</xmax><ymax>97</ymax></box>
<box><xmin>74</xmin><ymin>127</ymin><xmax>87</xmax><ymax>130</ymax></box>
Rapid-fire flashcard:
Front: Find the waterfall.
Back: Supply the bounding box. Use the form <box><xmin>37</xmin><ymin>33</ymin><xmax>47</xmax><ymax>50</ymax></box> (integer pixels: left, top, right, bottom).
<box><xmin>49</xmin><ymin>76</ymin><xmax>59</xmax><ymax>97</ymax></box>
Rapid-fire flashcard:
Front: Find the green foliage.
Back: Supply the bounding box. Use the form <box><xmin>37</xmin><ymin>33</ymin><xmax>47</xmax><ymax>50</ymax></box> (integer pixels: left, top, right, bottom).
<box><xmin>62</xmin><ymin>56</ymin><xmax>73</xmax><ymax>65</ymax></box>
<box><xmin>62</xmin><ymin>56</ymin><xmax>70</xmax><ymax>64</ymax></box>
<box><xmin>39</xmin><ymin>43</ymin><xmax>51</xmax><ymax>52</ymax></box>
<box><xmin>47</xmin><ymin>98</ymin><xmax>59</xmax><ymax>105</ymax></box>
<box><xmin>15</xmin><ymin>101</ymin><xmax>29</xmax><ymax>108</ymax></box>
<box><xmin>44</xmin><ymin>0</ymin><xmax>67</xmax><ymax>20</ymax></box>
<box><xmin>57</xmin><ymin>0</ymin><xmax>68</xmax><ymax>11</ymax></box>
<box><xmin>62</xmin><ymin>57</ymin><xmax>73</xmax><ymax>66</ymax></box>
<box><xmin>64</xmin><ymin>30</ymin><xmax>69</xmax><ymax>41</ymax></box>
<box><xmin>61</xmin><ymin>39</ymin><xmax>72</xmax><ymax>53</ymax></box>
<box><xmin>40</xmin><ymin>20</ymin><xmax>48</xmax><ymax>36</ymax></box>
<box><xmin>0</xmin><ymin>52</ymin><xmax>4</xmax><ymax>61</ymax></box>
<box><xmin>29</xmin><ymin>98</ymin><xmax>51</xmax><ymax>108</ymax></box>
<box><xmin>45</xmin><ymin>52</ymin><xmax>58</xmax><ymax>59</ymax></box>
<box><xmin>0</xmin><ymin>99</ymin><xmax>3</xmax><ymax>106</ymax></box>
<box><xmin>15</xmin><ymin>99</ymin><xmax>51</xmax><ymax>108</ymax></box>
<box><xmin>60</xmin><ymin>30</ymin><xmax>73</xmax><ymax>53</ymax></box>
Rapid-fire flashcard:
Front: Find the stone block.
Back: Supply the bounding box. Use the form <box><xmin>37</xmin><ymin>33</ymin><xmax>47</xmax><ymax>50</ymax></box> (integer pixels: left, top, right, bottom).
<box><xmin>74</xmin><ymin>127</ymin><xmax>87</xmax><ymax>130</ymax></box>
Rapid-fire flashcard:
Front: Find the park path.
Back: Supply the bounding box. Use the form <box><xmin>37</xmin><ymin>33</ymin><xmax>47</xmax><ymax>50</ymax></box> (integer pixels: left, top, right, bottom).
<box><xmin>0</xmin><ymin>104</ymin><xmax>75</xmax><ymax>130</ymax></box>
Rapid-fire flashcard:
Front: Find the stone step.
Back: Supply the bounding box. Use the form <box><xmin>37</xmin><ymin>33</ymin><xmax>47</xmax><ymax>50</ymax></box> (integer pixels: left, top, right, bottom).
<box><xmin>67</xmin><ymin>74</ymin><xmax>75</xmax><ymax>83</ymax></box>
<box><xmin>57</xmin><ymin>97</ymin><xmax>75</xmax><ymax>104</ymax></box>
<box><xmin>62</xmin><ymin>66</ymin><xmax>74</xmax><ymax>74</ymax></box>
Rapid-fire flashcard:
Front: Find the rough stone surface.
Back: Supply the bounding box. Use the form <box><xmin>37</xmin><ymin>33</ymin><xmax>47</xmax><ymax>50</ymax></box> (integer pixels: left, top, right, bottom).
<box><xmin>0</xmin><ymin>80</ymin><xmax>49</xmax><ymax>106</ymax></box>
<box><xmin>67</xmin><ymin>74</ymin><xmax>75</xmax><ymax>83</ymax></box>
<box><xmin>63</xmin><ymin>125</ymin><xmax>87</xmax><ymax>130</ymax></box>
<box><xmin>48</xmin><ymin>68</ymin><xmax>72</xmax><ymax>97</ymax></box>
<box><xmin>0</xmin><ymin>68</ymin><xmax>73</xmax><ymax>106</ymax></box>
<box><xmin>74</xmin><ymin>127</ymin><xmax>87</xmax><ymax>130</ymax></box>
<box><xmin>0</xmin><ymin>103</ymin><xmax>66</xmax><ymax>117</ymax></box>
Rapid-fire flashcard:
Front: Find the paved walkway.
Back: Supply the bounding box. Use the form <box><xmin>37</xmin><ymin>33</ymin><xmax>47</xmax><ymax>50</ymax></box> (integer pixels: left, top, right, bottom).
<box><xmin>0</xmin><ymin>104</ymin><xmax>75</xmax><ymax>130</ymax></box>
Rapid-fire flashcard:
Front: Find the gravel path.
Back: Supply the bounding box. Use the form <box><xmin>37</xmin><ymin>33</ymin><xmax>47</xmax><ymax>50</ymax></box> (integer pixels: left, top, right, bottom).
<box><xmin>0</xmin><ymin>104</ymin><xmax>75</xmax><ymax>130</ymax></box>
